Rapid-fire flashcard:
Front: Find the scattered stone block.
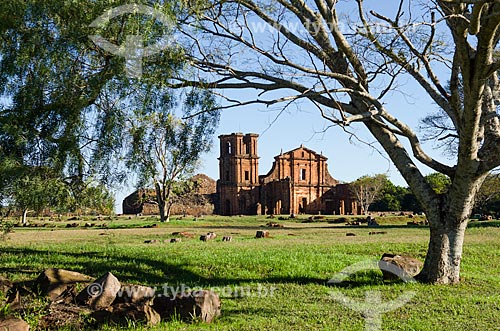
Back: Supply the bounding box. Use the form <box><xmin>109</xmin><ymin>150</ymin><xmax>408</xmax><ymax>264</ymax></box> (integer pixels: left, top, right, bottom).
<box><xmin>76</xmin><ymin>272</ymin><xmax>121</xmax><ymax>309</ymax></box>
<box><xmin>0</xmin><ymin>318</ymin><xmax>30</xmax><ymax>331</ymax></box>
<box><xmin>170</xmin><ymin>238</ymin><xmax>182</xmax><ymax>243</ymax></box>
<box><xmin>266</xmin><ymin>222</ymin><xmax>284</xmax><ymax>228</ymax></box>
<box><xmin>308</xmin><ymin>215</ymin><xmax>326</xmax><ymax>221</ymax></box>
<box><xmin>379</xmin><ymin>253</ymin><xmax>423</xmax><ymax>281</ymax></box>
<box><xmin>91</xmin><ymin>303</ymin><xmax>160</xmax><ymax>326</ymax></box>
<box><xmin>34</xmin><ymin>268</ymin><xmax>92</xmax><ymax>301</ymax></box>
<box><xmin>367</xmin><ymin>216</ymin><xmax>379</xmax><ymax>227</ymax></box>
<box><xmin>113</xmin><ymin>285</ymin><xmax>156</xmax><ymax>304</ymax></box>
<box><xmin>345</xmin><ymin>233</ymin><xmax>356</xmax><ymax>237</ymax></box>
<box><xmin>200</xmin><ymin>232</ymin><xmax>217</xmax><ymax>241</ymax></box>
<box><xmin>144</xmin><ymin>240</ymin><xmax>159</xmax><ymax>244</ymax></box>
<box><xmin>255</xmin><ymin>230</ymin><xmax>270</xmax><ymax>238</ymax></box>
<box><xmin>153</xmin><ymin>290</ymin><xmax>220</xmax><ymax>323</ymax></box>
<box><xmin>222</xmin><ymin>236</ymin><xmax>232</xmax><ymax>242</ymax></box>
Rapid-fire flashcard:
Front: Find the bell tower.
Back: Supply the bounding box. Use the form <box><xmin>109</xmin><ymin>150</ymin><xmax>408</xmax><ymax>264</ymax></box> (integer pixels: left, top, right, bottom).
<box><xmin>218</xmin><ymin>133</ymin><xmax>259</xmax><ymax>215</ymax></box>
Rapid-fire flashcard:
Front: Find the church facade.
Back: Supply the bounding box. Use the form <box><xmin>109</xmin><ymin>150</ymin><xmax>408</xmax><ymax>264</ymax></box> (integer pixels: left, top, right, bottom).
<box><xmin>217</xmin><ymin>133</ymin><xmax>359</xmax><ymax>216</ymax></box>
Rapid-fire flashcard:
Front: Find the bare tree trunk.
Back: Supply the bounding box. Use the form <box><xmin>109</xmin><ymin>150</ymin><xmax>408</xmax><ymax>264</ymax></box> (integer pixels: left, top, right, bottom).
<box><xmin>417</xmin><ymin>174</ymin><xmax>485</xmax><ymax>284</ymax></box>
<box><xmin>155</xmin><ymin>182</ymin><xmax>166</xmax><ymax>222</ymax></box>
<box><xmin>417</xmin><ymin>220</ymin><xmax>467</xmax><ymax>284</ymax></box>
<box><xmin>21</xmin><ymin>208</ymin><xmax>28</xmax><ymax>225</ymax></box>
<box><xmin>165</xmin><ymin>204</ymin><xmax>172</xmax><ymax>223</ymax></box>
<box><xmin>158</xmin><ymin>201</ymin><xmax>166</xmax><ymax>222</ymax></box>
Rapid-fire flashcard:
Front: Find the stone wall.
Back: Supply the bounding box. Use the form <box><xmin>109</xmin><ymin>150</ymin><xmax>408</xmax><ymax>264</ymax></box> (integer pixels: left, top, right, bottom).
<box><xmin>122</xmin><ymin>175</ymin><xmax>217</xmax><ymax>216</ymax></box>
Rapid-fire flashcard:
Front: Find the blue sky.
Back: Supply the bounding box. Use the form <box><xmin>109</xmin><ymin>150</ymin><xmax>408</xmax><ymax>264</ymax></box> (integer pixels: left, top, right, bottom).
<box><xmin>199</xmin><ymin>83</ymin><xmax>441</xmax><ymax>186</ymax></box>
<box><xmin>115</xmin><ymin>81</ymin><xmax>444</xmax><ymax>213</ymax></box>
<box><xmin>114</xmin><ymin>1</ymin><xmax>448</xmax><ymax>213</ymax></box>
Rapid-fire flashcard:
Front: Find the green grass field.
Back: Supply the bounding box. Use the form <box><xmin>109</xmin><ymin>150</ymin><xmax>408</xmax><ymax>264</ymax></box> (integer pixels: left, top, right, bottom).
<box><xmin>1</xmin><ymin>215</ymin><xmax>499</xmax><ymax>330</ymax></box>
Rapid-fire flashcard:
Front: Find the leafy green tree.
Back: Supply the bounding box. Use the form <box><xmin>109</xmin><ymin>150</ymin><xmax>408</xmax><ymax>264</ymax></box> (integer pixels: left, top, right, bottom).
<box><xmin>474</xmin><ymin>173</ymin><xmax>500</xmax><ymax>214</ymax></box>
<box><xmin>0</xmin><ymin>157</ymin><xmax>115</xmax><ymax>221</ymax></box>
<box><xmin>0</xmin><ymin>0</ymin><xmax>184</xmax><ymax>195</ymax></box>
<box><xmin>0</xmin><ymin>1</ymin><xmax>199</xmax><ymax>220</ymax></box>
<box><xmin>125</xmin><ymin>90</ymin><xmax>219</xmax><ymax>222</ymax></box>
<box><xmin>425</xmin><ymin>173</ymin><xmax>452</xmax><ymax>195</ymax></box>
<box><xmin>68</xmin><ymin>181</ymin><xmax>115</xmax><ymax>216</ymax></box>
<box><xmin>350</xmin><ymin>174</ymin><xmax>387</xmax><ymax>214</ymax></box>
<box><xmin>0</xmin><ymin>165</ymin><xmax>70</xmax><ymax>224</ymax></box>
<box><xmin>371</xmin><ymin>179</ymin><xmax>409</xmax><ymax>212</ymax></box>
<box><xmin>401</xmin><ymin>193</ymin><xmax>423</xmax><ymax>214</ymax></box>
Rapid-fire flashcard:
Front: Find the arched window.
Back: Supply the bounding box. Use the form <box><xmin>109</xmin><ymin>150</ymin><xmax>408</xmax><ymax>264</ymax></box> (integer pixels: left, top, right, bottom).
<box><xmin>227</xmin><ymin>141</ymin><xmax>232</xmax><ymax>154</ymax></box>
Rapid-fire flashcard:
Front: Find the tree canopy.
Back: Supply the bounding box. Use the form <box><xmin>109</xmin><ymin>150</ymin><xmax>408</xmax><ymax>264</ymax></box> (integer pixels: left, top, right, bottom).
<box><xmin>0</xmin><ymin>1</ymin><xmax>218</xmax><ymax>215</ymax></box>
<box><xmin>349</xmin><ymin>174</ymin><xmax>387</xmax><ymax>214</ymax></box>
<box><xmin>425</xmin><ymin>173</ymin><xmax>452</xmax><ymax>195</ymax></box>
<box><xmin>125</xmin><ymin>89</ymin><xmax>219</xmax><ymax>222</ymax></box>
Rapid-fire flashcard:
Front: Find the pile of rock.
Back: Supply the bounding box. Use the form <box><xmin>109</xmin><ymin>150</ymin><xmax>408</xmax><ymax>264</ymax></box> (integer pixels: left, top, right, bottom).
<box><xmin>0</xmin><ymin>268</ymin><xmax>221</xmax><ymax>330</ymax></box>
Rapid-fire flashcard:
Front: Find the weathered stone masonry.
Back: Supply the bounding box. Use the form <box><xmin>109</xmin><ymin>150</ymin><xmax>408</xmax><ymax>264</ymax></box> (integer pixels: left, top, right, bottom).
<box><xmin>217</xmin><ymin>133</ymin><xmax>358</xmax><ymax>216</ymax></box>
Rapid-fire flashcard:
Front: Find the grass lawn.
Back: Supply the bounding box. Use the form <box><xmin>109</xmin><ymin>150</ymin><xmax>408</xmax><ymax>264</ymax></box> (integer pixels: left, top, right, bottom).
<box><xmin>1</xmin><ymin>215</ymin><xmax>499</xmax><ymax>330</ymax></box>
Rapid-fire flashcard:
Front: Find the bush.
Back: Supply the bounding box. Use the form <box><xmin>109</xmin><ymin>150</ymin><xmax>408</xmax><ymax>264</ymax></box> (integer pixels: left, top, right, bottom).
<box><xmin>1</xmin><ymin>220</ymin><xmax>14</xmax><ymax>241</ymax></box>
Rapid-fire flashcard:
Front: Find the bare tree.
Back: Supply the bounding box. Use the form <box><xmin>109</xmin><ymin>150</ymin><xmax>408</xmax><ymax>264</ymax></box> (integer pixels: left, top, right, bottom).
<box><xmin>171</xmin><ymin>0</ymin><xmax>500</xmax><ymax>284</ymax></box>
<box><xmin>474</xmin><ymin>173</ymin><xmax>500</xmax><ymax>213</ymax></box>
<box><xmin>125</xmin><ymin>90</ymin><xmax>219</xmax><ymax>222</ymax></box>
<box><xmin>350</xmin><ymin>174</ymin><xmax>387</xmax><ymax>214</ymax></box>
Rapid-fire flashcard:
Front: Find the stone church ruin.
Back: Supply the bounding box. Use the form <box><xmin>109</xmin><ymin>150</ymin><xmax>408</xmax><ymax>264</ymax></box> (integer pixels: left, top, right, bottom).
<box><xmin>217</xmin><ymin>133</ymin><xmax>358</xmax><ymax>216</ymax></box>
<box><xmin>122</xmin><ymin>133</ymin><xmax>358</xmax><ymax>216</ymax></box>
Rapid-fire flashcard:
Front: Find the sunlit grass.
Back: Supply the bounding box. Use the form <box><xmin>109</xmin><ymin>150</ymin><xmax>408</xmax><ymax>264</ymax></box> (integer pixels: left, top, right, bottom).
<box><xmin>1</xmin><ymin>216</ymin><xmax>499</xmax><ymax>330</ymax></box>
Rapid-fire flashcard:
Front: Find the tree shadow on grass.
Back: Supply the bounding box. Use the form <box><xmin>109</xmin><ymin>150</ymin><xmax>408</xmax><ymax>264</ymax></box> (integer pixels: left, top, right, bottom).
<box><xmin>0</xmin><ymin>247</ymin><xmax>184</xmax><ymax>285</ymax></box>
<box><xmin>326</xmin><ymin>270</ymin><xmax>414</xmax><ymax>289</ymax></box>
<box><xmin>326</xmin><ymin>270</ymin><xmax>385</xmax><ymax>288</ymax></box>
<box><xmin>0</xmin><ymin>247</ymin><xmax>328</xmax><ymax>287</ymax></box>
